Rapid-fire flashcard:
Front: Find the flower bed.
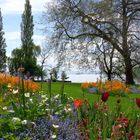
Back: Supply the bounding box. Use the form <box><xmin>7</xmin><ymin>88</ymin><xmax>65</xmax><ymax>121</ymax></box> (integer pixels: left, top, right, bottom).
<box><xmin>74</xmin><ymin>93</ymin><xmax>140</xmax><ymax>139</ymax></box>
<box><xmin>81</xmin><ymin>80</ymin><xmax>131</xmax><ymax>96</ymax></box>
<box><xmin>0</xmin><ymin>73</ymin><xmax>39</xmax><ymax>93</ymax></box>
<box><xmin>0</xmin><ymin>77</ymin><xmax>140</xmax><ymax>139</ymax></box>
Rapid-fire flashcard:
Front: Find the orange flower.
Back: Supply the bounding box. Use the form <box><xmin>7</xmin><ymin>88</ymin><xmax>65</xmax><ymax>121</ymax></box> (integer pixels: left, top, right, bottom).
<box><xmin>0</xmin><ymin>73</ymin><xmax>40</xmax><ymax>93</ymax></box>
<box><xmin>81</xmin><ymin>82</ymin><xmax>89</xmax><ymax>89</ymax></box>
<box><xmin>73</xmin><ymin>99</ymin><xmax>82</xmax><ymax>109</ymax></box>
<box><xmin>81</xmin><ymin>80</ymin><xmax>130</xmax><ymax>94</ymax></box>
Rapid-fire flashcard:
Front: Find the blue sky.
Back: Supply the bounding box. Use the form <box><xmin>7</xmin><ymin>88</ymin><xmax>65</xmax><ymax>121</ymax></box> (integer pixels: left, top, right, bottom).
<box><xmin>0</xmin><ymin>0</ymin><xmax>52</xmax><ymax>56</ymax></box>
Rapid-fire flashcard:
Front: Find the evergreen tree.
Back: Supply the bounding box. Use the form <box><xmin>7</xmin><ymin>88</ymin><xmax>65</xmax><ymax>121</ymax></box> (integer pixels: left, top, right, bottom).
<box><xmin>0</xmin><ymin>9</ymin><xmax>6</xmax><ymax>72</ymax></box>
<box><xmin>21</xmin><ymin>0</ymin><xmax>36</xmax><ymax>75</ymax></box>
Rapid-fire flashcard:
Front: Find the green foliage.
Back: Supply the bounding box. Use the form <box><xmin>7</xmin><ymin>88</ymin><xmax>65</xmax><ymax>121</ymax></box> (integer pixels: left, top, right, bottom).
<box><xmin>20</xmin><ymin>0</ymin><xmax>40</xmax><ymax>75</ymax></box>
<box><xmin>0</xmin><ymin>9</ymin><xmax>6</xmax><ymax>72</ymax></box>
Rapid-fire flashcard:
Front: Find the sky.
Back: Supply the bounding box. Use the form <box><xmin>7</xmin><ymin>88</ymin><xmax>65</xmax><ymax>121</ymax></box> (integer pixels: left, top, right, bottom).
<box><xmin>0</xmin><ymin>0</ymin><xmax>52</xmax><ymax>56</ymax></box>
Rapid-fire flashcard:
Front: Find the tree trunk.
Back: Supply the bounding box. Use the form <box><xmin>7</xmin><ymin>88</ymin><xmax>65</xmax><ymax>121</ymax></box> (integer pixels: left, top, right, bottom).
<box><xmin>122</xmin><ymin>1</ymin><xmax>135</xmax><ymax>85</ymax></box>
<box><xmin>107</xmin><ymin>72</ymin><xmax>112</xmax><ymax>81</ymax></box>
<box><xmin>124</xmin><ymin>56</ymin><xmax>135</xmax><ymax>84</ymax></box>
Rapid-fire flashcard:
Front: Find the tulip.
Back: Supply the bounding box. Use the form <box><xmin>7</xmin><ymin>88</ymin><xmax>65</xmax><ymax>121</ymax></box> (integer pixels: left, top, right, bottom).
<box><xmin>136</xmin><ymin>98</ymin><xmax>140</xmax><ymax>108</ymax></box>
<box><xmin>73</xmin><ymin>99</ymin><xmax>82</xmax><ymax>109</ymax></box>
<box><xmin>101</xmin><ymin>92</ymin><xmax>109</xmax><ymax>102</ymax></box>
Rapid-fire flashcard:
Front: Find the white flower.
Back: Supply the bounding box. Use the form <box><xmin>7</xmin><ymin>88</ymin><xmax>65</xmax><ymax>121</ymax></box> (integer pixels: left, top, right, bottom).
<box><xmin>45</xmin><ymin>109</ymin><xmax>50</xmax><ymax>112</ymax></box>
<box><xmin>7</xmin><ymin>83</ymin><xmax>12</xmax><ymax>88</ymax></box>
<box><xmin>7</xmin><ymin>110</ymin><xmax>15</xmax><ymax>113</ymax></box>
<box><xmin>52</xmin><ymin>134</ymin><xmax>56</xmax><ymax>139</ymax></box>
<box><xmin>54</xmin><ymin>94</ymin><xmax>59</xmax><ymax>99</ymax></box>
<box><xmin>12</xmin><ymin>117</ymin><xmax>21</xmax><ymax>123</ymax></box>
<box><xmin>2</xmin><ymin>106</ymin><xmax>7</xmax><ymax>110</ymax></box>
<box><xmin>30</xmin><ymin>122</ymin><xmax>36</xmax><ymax>127</ymax></box>
<box><xmin>55</xmin><ymin>112</ymin><xmax>59</xmax><ymax>115</ymax></box>
<box><xmin>64</xmin><ymin>107</ymin><xmax>72</xmax><ymax>112</ymax></box>
<box><xmin>52</xmin><ymin>124</ymin><xmax>59</xmax><ymax>128</ymax></box>
<box><xmin>25</xmin><ymin>92</ymin><xmax>30</xmax><ymax>97</ymax></box>
<box><xmin>29</xmin><ymin>98</ymin><xmax>33</xmax><ymax>102</ymax></box>
<box><xmin>49</xmin><ymin>115</ymin><xmax>53</xmax><ymax>120</ymax></box>
<box><xmin>42</xmin><ymin>98</ymin><xmax>48</xmax><ymax>103</ymax></box>
<box><xmin>69</xmin><ymin>97</ymin><xmax>74</xmax><ymax>100</ymax></box>
<box><xmin>21</xmin><ymin>120</ymin><xmax>28</xmax><ymax>125</ymax></box>
<box><xmin>67</xmin><ymin>108</ymin><xmax>72</xmax><ymax>111</ymax></box>
<box><xmin>13</xmin><ymin>89</ymin><xmax>18</xmax><ymax>94</ymax></box>
<box><xmin>41</xmin><ymin>95</ymin><xmax>47</xmax><ymax>98</ymax></box>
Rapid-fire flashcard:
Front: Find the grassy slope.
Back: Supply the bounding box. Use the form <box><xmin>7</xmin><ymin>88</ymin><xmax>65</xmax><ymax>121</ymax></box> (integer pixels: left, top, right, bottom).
<box><xmin>42</xmin><ymin>82</ymin><xmax>140</xmax><ymax>114</ymax></box>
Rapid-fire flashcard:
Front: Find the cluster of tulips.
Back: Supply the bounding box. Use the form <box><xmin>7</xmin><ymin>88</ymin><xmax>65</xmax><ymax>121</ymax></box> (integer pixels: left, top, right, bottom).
<box><xmin>73</xmin><ymin>92</ymin><xmax>140</xmax><ymax>139</ymax></box>
<box><xmin>0</xmin><ymin>73</ymin><xmax>39</xmax><ymax>93</ymax></box>
<box><xmin>81</xmin><ymin>80</ymin><xmax>130</xmax><ymax>94</ymax></box>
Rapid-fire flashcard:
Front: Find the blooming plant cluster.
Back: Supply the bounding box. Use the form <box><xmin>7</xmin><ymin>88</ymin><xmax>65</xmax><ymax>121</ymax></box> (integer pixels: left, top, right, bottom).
<box><xmin>81</xmin><ymin>80</ymin><xmax>130</xmax><ymax>95</ymax></box>
<box><xmin>0</xmin><ymin>89</ymin><xmax>83</xmax><ymax>139</ymax></box>
<box><xmin>1</xmin><ymin>73</ymin><xmax>140</xmax><ymax>139</ymax></box>
<box><xmin>74</xmin><ymin>92</ymin><xmax>140</xmax><ymax>139</ymax></box>
<box><xmin>0</xmin><ymin>73</ymin><xmax>39</xmax><ymax>93</ymax></box>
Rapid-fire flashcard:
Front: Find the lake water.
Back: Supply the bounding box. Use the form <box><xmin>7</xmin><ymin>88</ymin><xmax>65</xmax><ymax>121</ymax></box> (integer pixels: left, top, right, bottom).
<box><xmin>67</xmin><ymin>74</ymin><xmax>100</xmax><ymax>83</ymax></box>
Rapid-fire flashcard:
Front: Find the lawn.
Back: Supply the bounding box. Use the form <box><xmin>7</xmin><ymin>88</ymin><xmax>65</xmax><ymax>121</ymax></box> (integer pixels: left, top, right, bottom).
<box><xmin>42</xmin><ymin>81</ymin><xmax>140</xmax><ymax>114</ymax></box>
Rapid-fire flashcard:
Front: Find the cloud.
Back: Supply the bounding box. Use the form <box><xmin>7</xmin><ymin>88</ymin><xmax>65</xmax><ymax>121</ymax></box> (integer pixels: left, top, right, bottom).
<box><xmin>33</xmin><ymin>35</ymin><xmax>46</xmax><ymax>45</ymax></box>
<box><xmin>0</xmin><ymin>0</ymin><xmax>52</xmax><ymax>15</ymax></box>
<box><xmin>5</xmin><ymin>31</ymin><xmax>45</xmax><ymax>56</ymax></box>
<box><xmin>5</xmin><ymin>31</ymin><xmax>20</xmax><ymax>41</ymax></box>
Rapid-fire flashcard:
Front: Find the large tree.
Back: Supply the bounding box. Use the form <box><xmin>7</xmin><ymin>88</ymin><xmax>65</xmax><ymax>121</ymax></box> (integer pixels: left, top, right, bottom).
<box><xmin>0</xmin><ymin>9</ymin><xmax>6</xmax><ymax>72</ymax></box>
<box><xmin>21</xmin><ymin>0</ymin><xmax>37</xmax><ymax>75</ymax></box>
<box><xmin>45</xmin><ymin>0</ymin><xmax>140</xmax><ymax>84</ymax></box>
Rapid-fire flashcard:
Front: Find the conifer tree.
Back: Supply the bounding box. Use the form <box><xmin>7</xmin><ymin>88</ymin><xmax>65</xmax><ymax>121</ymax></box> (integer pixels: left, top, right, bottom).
<box><xmin>21</xmin><ymin>0</ymin><xmax>37</xmax><ymax>75</ymax></box>
<box><xmin>0</xmin><ymin>9</ymin><xmax>7</xmax><ymax>72</ymax></box>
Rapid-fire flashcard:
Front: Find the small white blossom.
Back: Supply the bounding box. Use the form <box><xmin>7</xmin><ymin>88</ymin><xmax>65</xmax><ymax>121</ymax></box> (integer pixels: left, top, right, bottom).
<box><xmin>55</xmin><ymin>112</ymin><xmax>60</xmax><ymax>115</ymax></box>
<box><xmin>25</xmin><ymin>92</ymin><xmax>30</xmax><ymax>97</ymax></box>
<box><xmin>2</xmin><ymin>106</ymin><xmax>7</xmax><ymax>110</ymax></box>
<box><xmin>52</xmin><ymin>124</ymin><xmax>59</xmax><ymax>128</ymax></box>
<box><xmin>41</xmin><ymin>95</ymin><xmax>47</xmax><ymax>98</ymax></box>
<box><xmin>7</xmin><ymin>110</ymin><xmax>15</xmax><ymax>113</ymax></box>
<box><xmin>13</xmin><ymin>89</ymin><xmax>19</xmax><ymax>94</ymax></box>
<box><xmin>45</xmin><ymin>109</ymin><xmax>50</xmax><ymax>112</ymax></box>
<box><xmin>21</xmin><ymin>120</ymin><xmax>28</xmax><ymax>125</ymax></box>
<box><xmin>64</xmin><ymin>107</ymin><xmax>72</xmax><ymax>112</ymax></box>
<box><xmin>7</xmin><ymin>83</ymin><xmax>12</xmax><ymax>88</ymax></box>
<box><xmin>67</xmin><ymin>108</ymin><xmax>72</xmax><ymax>111</ymax></box>
<box><xmin>49</xmin><ymin>115</ymin><xmax>53</xmax><ymax>120</ymax></box>
<box><xmin>54</xmin><ymin>94</ymin><xmax>59</xmax><ymax>99</ymax></box>
<box><xmin>42</xmin><ymin>98</ymin><xmax>48</xmax><ymax>103</ymax></box>
<box><xmin>29</xmin><ymin>98</ymin><xmax>33</xmax><ymax>102</ymax></box>
<box><xmin>52</xmin><ymin>134</ymin><xmax>56</xmax><ymax>139</ymax></box>
<box><xmin>12</xmin><ymin>117</ymin><xmax>21</xmax><ymax>123</ymax></box>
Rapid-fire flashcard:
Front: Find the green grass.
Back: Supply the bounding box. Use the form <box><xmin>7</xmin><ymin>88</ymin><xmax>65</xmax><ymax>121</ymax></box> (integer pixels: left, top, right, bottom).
<box><xmin>42</xmin><ymin>82</ymin><xmax>140</xmax><ymax>114</ymax></box>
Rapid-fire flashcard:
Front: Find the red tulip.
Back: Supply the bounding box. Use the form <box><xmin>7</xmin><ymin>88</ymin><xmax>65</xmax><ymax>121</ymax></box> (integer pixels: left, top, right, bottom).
<box><xmin>73</xmin><ymin>99</ymin><xmax>82</xmax><ymax>109</ymax></box>
<box><xmin>126</xmin><ymin>132</ymin><xmax>134</xmax><ymax>140</ymax></box>
<box><xmin>101</xmin><ymin>92</ymin><xmax>109</xmax><ymax>102</ymax></box>
<box><xmin>136</xmin><ymin>98</ymin><xmax>140</xmax><ymax>108</ymax></box>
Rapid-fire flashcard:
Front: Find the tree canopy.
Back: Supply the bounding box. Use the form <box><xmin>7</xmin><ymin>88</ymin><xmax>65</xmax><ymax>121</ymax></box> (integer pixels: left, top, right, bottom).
<box><xmin>0</xmin><ymin>9</ymin><xmax>7</xmax><ymax>72</ymax></box>
<box><xmin>44</xmin><ymin>0</ymin><xmax>140</xmax><ymax>84</ymax></box>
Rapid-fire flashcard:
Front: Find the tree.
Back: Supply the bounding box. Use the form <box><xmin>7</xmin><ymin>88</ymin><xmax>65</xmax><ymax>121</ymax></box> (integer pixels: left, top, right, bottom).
<box><xmin>45</xmin><ymin>0</ymin><xmax>140</xmax><ymax>84</ymax></box>
<box><xmin>21</xmin><ymin>0</ymin><xmax>39</xmax><ymax>75</ymax></box>
<box><xmin>0</xmin><ymin>9</ymin><xmax>6</xmax><ymax>72</ymax></box>
<box><xmin>10</xmin><ymin>48</ymin><xmax>24</xmax><ymax>74</ymax></box>
<box><xmin>39</xmin><ymin>45</ymin><xmax>51</xmax><ymax>88</ymax></box>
